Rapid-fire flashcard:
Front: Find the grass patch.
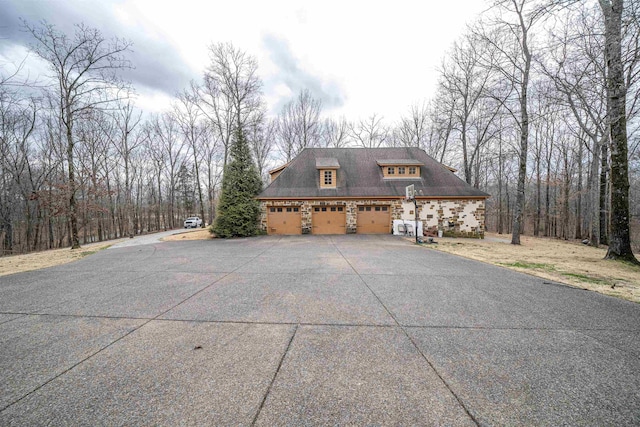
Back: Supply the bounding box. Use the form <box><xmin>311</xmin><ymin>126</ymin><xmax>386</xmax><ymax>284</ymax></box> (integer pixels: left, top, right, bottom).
<box><xmin>500</xmin><ymin>261</ymin><xmax>556</xmax><ymax>271</ymax></box>
<box><xmin>78</xmin><ymin>244</ymin><xmax>112</xmax><ymax>258</ymax></box>
<box><xmin>561</xmin><ymin>273</ymin><xmax>608</xmax><ymax>285</ymax></box>
<box><xmin>613</xmin><ymin>258</ymin><xmax>640</xmax><ymax>270</ymax></box>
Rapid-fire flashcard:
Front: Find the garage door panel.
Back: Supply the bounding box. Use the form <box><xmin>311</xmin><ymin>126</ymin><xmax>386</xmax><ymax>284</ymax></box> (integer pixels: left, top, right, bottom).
<box><xmin>312</xmin><ymin>206</ymin><xmax>346</xmax><ymax>235</ymax></box>
<box><xmin>357</xmin><ymin>205</ymin><xmax>391</xmax><ymax>234</ymax></box>
<box><xmin>268</xmin><ymin>207</ymin><xmax>301</xmax><ymax>235</ymax></box>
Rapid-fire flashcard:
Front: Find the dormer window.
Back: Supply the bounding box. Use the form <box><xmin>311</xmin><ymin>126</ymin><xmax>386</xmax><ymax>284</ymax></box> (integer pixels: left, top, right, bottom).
<box><xmin>377</xmin><ymin>159</ymin><xmax>424</xmax><ymax>179</ymax></box>
<box><xmin>316</xmin><ymin>157</ymin><xmax>340</xmax><ymax>189</ymax></box>
<box><xmin>319</xmin><ymin>169</ymin><xmax>337</xmax><ymax>188</ymax></box>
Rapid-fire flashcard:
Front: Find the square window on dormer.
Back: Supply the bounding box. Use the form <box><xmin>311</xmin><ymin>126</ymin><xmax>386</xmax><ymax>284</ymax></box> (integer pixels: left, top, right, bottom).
<box><xmin>387</xmin><ymin>167</ymin><xmax>395</xmax><ymax>175</ymax></box>
<box><xmin>320</xmin><ymin>169</ymin><xmax>336</xmax><ymax>188</ymax></box>
<box><xmin>324</xmin><ymin>170</ymin><xmax>332</xmax><ymax>185</ymax></box>
<box><xmin>398</xmin><ymin>167</ymin><xmax>406</xmax><ymax>175</ymax></box>
<box><xmin>409</xmin><ymin>166</ymin><xmax>417</xmax><ymax>175</ymax></box>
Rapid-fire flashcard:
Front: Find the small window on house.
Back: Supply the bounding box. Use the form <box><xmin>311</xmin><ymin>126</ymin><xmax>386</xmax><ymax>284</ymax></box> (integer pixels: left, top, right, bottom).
<box><xmin>277</xmin><ymin>207</ymin><xmax>283</xmax><ymax>212</ymax></box>
<box><xmin>409</xmin><ymin>166</ymin><xmax>417</xmax><ymax>175</ymax></box>
<box><xmin>322</xmin><ymin>207</ymin><xmax>327</xmax><ymax>212</ymax></box>
<box><xmin>375</xmin><ymin>206</ymin><xmax>381</xmax><ymax>211</ymax></box>
<box><xmin>338</xmin><ymin>207</ymin><xmax>343</xmax><ymax>212</ymax></box>
<box><xmin>314</xmin><ymin>207</ymin><xmax>320</xmax><ymax>212</ymax></box>
<box><xmin>382</xmin><ymin>206</ymin><xmax>388</xmax><ymax>211</ymax></box>
<box><xmin>387</xmin><ymin>167</ymin><xmax>395</xmax><ymax>175</ymax></box>
<box><xmin>366</xmin><ymin>206</ymin><xmax>372</xmax><ymax>211</ymax></box>
<box><xmin>331</xmin><ymin>207</ymin><xmax>336</xmax><ymax>212</ymax></box>
<box><xmin>286</xmin><ymin>207</ymin><xmax>292</xmax><ymax>212</ymax></box>
<box><xmin>358</xmin><ymin>206</ymin><xmax>364</xmax><ymax>212</ymax></box>
<box><xmin>270</xmin><ymin>208</ymin><xmax>275</xmax><ymax>212</ymax></box>
<box><xmin>293</xmin><ymin>207</ymin><xmax>299</xmax><ymax>212</ymax></box>
<box><xmin>324</xmin><ymin>170</ymin><xmax>333</xmax><ymax>185</ymax></box>
<box><xmin>398</xmin><ymin>167</ymin><xmax>406</xmax><ymax>175</ymax></box>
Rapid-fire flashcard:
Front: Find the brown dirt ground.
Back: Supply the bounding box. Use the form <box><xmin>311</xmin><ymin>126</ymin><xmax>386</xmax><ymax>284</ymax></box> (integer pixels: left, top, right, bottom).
<box><xmin>2</xmin><ymin>230</ymin><xmax>638</xmax><ymax>303</ymax></box>
<box><xmin>162</xmin><ymin>229</ymin><xmax>213</xmax><ymax>241</ymax></box>
<box><xmin>420</xmin><ymin>233</ymin><xmax>640</xmax><ymax>303</ymax></box>
<box><xmin>0</xmin><ymin>240</ymin><xmax>124</xmax><ymax>277</ymax></box>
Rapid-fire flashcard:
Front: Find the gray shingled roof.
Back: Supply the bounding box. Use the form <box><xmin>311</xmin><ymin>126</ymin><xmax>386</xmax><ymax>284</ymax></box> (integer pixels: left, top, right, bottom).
<box><xmin>258</xmin><ymin>147</ymin><xmax>490</xmax><ymax>199</ymax></box>
<box><xmin>376</xmin><ymin>159</ymin><xmax>424</xmax><ymax>166</ymax></box>
<box><xmin>315</xmin><ymin>158</ymin><xmax>340</xmax><ymax>169</ymax></box>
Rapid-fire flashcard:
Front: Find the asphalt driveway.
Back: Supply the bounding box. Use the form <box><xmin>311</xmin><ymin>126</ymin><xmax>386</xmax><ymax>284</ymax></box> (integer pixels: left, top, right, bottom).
<box><xmin>0</xmin><ymin>234</ymin><xmax>638</xmax><ymax>425</ymax></box>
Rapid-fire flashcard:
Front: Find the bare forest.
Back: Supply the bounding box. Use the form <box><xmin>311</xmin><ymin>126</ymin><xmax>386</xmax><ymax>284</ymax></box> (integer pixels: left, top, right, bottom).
<box><xmin>1</xmin><ymin>0</ymin><xmax>639</xmax><ymax>255</ymax></box>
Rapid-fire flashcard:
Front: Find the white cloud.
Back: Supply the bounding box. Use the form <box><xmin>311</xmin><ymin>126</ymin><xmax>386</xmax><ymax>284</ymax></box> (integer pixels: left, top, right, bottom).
<box><xmin>2</xmin><ymin>0</ymin><xmax>487</xmax><ymax>122</ymax></box>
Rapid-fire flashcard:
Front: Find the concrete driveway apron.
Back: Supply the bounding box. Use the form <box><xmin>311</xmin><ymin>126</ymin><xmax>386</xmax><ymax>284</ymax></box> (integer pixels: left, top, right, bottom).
<box><xmin>0</xmin><ymin>234</ymin><xmax>638</xmax><ymax>425</ymax></box>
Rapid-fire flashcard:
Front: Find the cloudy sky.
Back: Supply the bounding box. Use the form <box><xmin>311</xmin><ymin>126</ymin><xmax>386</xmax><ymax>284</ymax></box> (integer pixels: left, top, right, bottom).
<box><xmin>0</xmin><ymin>0</ymin><xmax>487</xmax><ymax>122</ymax></box>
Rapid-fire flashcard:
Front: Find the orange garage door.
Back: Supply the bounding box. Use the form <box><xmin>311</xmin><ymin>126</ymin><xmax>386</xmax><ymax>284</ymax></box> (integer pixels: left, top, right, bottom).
<box><xmin>267</xmin><ymin>206</ymin><xmax>301</xmax><ymax>235</ymax></box>
<box><xmin>357</xmin><ymin>205</ymin><xmax>391</xmax><ymax>234</ymax></box>
<box><xmin>312</xmin><ymin>206</ymin><xmax>346</xmax><ymax>234</ymax></box>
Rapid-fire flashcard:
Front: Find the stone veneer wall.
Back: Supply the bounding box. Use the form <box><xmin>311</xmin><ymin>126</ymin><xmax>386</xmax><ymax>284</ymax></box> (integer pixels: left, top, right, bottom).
<box><xmin>397</xmin><ymin>199</ymin><xmax>485</xmax><ymax>237</ymax></box>
<box><xmin>259</xmin><ymin>198</ymin><xmax>485</xmax><ymax>237</ymax></box>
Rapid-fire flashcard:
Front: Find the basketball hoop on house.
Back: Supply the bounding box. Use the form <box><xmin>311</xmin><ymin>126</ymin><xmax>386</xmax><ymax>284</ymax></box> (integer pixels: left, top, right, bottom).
<box><xmin>405</xmin><ymin>184</ymin><xmax>415</xmax><ymax>202</ymax></box>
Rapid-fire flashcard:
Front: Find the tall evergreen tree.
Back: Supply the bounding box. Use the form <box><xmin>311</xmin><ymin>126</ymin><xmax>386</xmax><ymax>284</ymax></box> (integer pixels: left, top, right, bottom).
<box><xmin>211</xmin><ymin>127</ymin><xmax>262</xmax><ymax>237</ymax></box>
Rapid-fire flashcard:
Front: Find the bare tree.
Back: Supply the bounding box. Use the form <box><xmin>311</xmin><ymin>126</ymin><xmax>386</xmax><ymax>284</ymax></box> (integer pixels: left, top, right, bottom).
<box><xmin>76</xmin><ymin>108</ymin><xmax>112</xmax><ymax>241</ymax></box>
<box><xmin>425</xmin><ymin>94</ymin><xmax>457</xmax><ymax>163</ymax></box>
<box><xmin>275</xmin><ymin>89</ymin><xmax>323</xmax><ymax>161</ymax></box>
<box><xmin>247</xmin><ymin>113</ymin><xmax>276</xmax><ymax>182</ymax></box>
<box><xmin>0</xmin><ymin>78</ymin><xmax>23</xmax><ymax>253</ymax></box>
<box><xmin>152</xmin><ymin>111</ymin><xmax>187</xmax><ymax>228</ymax></box>
<box><xmin>201</xmin><ymin>42</ymin><xmax>263</xmax><ymax>168</ymax></box>
<box><xmin>439</xmin><ymin>32</ymin><xmax>497</xmax><ymax>183</ymax></box>
<box><xmin>174</xmin><ymin>89</ymin><xmax>207</xmax><ymax>227</ymax></box>
<box><xmin>109</xmin><ymin>101</ymin><xmax>142</xmax><ymax>237</ymax></box>
<box><xmin>540</xmin><ymin>5</ymin><xmax>608</xmax><ymax>245</ymax></box>
<box><xmin>600</xmin><ymin>0</ymin><xmax>639</xmax><ymax>262</ymax></box>
<box><xmin>321</xmin><ymin>116</ymin><xmax>352</xmax><ymax>148</ymax></box>
<box><xmin>350</xmin><ymin>113</ymin><xmax>390</xmax><ymax>148</ymax></box>
<box><xmin>23</xmin><ymin>20</ymin><xmax>132</xmax><ymax>248</ymax></box>
<box><xmin>396</xmin><ymin>102</ymin><xmax>430</xmax><ymax>149</ymax></box>
<box><xmin>141</xmin><ymin>120</ymin><xmax>166</xmax><ymax>231</ymax></box>
<box><xmin>0</xmin><ymin>91</ymin><xmax>39</xmax><ymax>251</ymax></box>
<box><xmin>476</xmin><ymin>1</ymin><xmax>544</xmax><ymax>245</ymax></box>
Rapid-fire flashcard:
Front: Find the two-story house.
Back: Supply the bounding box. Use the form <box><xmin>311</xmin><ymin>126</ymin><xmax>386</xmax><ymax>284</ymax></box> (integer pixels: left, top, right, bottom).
<box><xmin>257</xmin><ymin>147</ymin><xmax>489</xmax><ymax>236</ymax></box>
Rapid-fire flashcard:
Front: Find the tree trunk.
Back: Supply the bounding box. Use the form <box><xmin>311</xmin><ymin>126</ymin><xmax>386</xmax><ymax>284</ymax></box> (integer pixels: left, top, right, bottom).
<box><xmin>600</xmin><ymin>0</ymin><xmax>638</xmax><ymax>262</ymax></box>
<box><xmin>575</xmin><ymin>137</ymin><xmax>583</xmax><ymax>238</ymax></box>
<box><xmin>588</xmin><ymin>136</ymin><xmax>601</xmax><ymax>246</ymax></box>
<box><xmin>534</xmin><ymin>151</ymin><xmax>541</xmax><ymax>237</ymax></box>
<box><xmin>562</xmin><ymin>150</ymin><xmax>570</xmax><ymax>240</ymax></box>
<box><xmin>65</xmin><ymin>111</ymin><xmax>80</xmax><ymax>249</ymax></box>
<box><xmin>545</xmin><ymin>162</ymin><xmax>551</xmax><ymax>237</ymax></box>
<box><xmin>193</xmin><ymin>151</ymin><xmax>206</xmax><ymax>228</ymax></box>
<box><xmin>599</xmin><ymin>142</ymin><xmax>609</xmax><ymax>245</ymax></box>
<box><xmin>497</xmin><ymin>144</ymin><xmax>504</xmax><ymax>235</ymax></box>
<box><xmin>511</xmin><ymin>2</ymin><xmax>532</xmax><ymax>245</ymax></box>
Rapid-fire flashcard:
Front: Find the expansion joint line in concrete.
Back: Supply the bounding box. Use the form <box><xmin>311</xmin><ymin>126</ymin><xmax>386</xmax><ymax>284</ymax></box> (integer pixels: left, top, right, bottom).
<box><xmin>0</xmin><ymin>239</ymin><xmax>280</xmax><ymax>414</ymax></box>
<box><xmin>330</xmin><ymin>237</ymin><xmax>480</xmax><ymax>427</ymax></box>
<box><xmin>251</xmin><ymin>323</ymin><xmax>299</xmax><ymax>426</ymax></box>
<box><xmin>0</xmin><ymin>315</ymin><xmax>156</xmax><ymax>413</ymax></box>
